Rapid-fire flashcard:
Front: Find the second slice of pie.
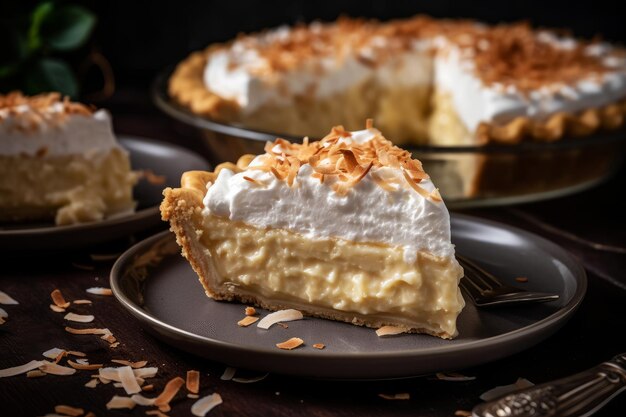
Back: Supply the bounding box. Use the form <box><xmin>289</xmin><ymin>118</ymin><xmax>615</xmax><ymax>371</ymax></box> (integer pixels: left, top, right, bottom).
<box><xmin>161</xmin><ymin>123</ymin><xmax>465</xmax><ymax>339</ymax></box>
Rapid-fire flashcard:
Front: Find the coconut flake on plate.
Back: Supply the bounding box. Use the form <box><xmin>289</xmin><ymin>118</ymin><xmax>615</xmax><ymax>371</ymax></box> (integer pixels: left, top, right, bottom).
<box><xmin>67</xmin><ymin>360</ymin><xmax>103</xmax><ymax>371</ymax></box>
<box><xmin>276</xmin><ymin>337</ymin><xmax>304</xmax><ymax>350</ymax></box>
<box><xmin>42</xmin><ymin>348</ymin><xmax>65</xmax><ymax>359</ymax></box>
<box><xmin>375</xmin><ymin>325</ymin><xmax>406</xmax><ymax>337</ymax></box>
<box><xmin>130</xmin><ymin>394</ymin><xmax>156</xmax><ymax>406</ymax></box>
<box><xmin>84</xmin><ymin>378</ymin><xmax>99</xmax><ymax>388</ymax></box>
<box><xmin>257</xmin><ymin>309</ymin><xmax>303</xmax><ymax>329</ymax></box>
<box><xmin>133</xmin><ymin>367</ymin><xmax>158</xmax><ymax>378</ymax></box>
<box><xmin>50</xmin><ymin>289</ymin><xmax>70</xmax><ymax>308</ymax></box>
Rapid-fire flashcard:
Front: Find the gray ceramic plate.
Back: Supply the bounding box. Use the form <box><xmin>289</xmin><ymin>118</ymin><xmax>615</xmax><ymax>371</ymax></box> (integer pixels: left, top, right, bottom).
<box><xmin>110</xmin><ymin>214</ymin><xmax>586</xmax><ymax>379</ymax></box>
<box><xmin>0</xmin><ymin>136</ymin><xmax>210</xmax><ymax>251</ymax></box>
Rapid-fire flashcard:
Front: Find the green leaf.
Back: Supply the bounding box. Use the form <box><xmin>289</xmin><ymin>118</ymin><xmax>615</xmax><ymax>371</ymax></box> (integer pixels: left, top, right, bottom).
<box><xmin>24</xmin><ymin>58</ymin><xmax>78</xmax><ymax>97</ymax></box>
<box><xmin>28</xmin><ymin>1</ymin><xmax>55</xmax><ymax>51</ymax></box>
<box><xmin>41</xmin><ymin>5</ymin><xmax>96</xmax><ymax>51</ymax></box>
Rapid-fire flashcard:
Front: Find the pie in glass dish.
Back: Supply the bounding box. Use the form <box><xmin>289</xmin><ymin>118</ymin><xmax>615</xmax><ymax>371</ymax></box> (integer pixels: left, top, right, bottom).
<box><xmin>169</xmin><ymin>15</ymin><xmax>626</xmax><ymax>147</ymax></box>
<box><xmin>161</xmin><ymin>122</ymin><xmax>465</xmax><ymax>339</ymax></box>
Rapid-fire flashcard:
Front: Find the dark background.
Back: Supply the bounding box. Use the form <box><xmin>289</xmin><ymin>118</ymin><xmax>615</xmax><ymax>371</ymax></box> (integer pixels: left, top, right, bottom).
<box><xmin>3</xmin><ymin>0</ymin><xmax>626</xmax><ymax>96</ymax></box>
<box><xmin>92</xmin><ymin>0</ymin><xmax>626</xmax><ymax>88</ymax></box>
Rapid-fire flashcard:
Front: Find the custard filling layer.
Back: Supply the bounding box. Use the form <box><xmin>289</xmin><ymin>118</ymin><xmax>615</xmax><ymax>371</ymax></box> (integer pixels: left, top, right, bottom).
<box><xmin>198</xmin><ymin>214</ymin><xmax>465</xmax><ymax>337</ymax></box>
<box><xmin>0</xmin><ymin>148</ymin><xmax>136</xmax><ymax>224</ymax></box>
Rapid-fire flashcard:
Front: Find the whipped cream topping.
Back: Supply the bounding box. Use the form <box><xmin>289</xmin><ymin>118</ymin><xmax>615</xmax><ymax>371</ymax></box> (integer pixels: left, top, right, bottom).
<box><xmin>203</xmin><ymin>129</ymin><xmax>455</xmax><ymax>263</ymax></box>
<box><xmin>435</xmin><ymin>39</ymin><xmax>626</xmax><ymax>134</ymax></box>
<box><xmin>0</xmin><ymin>105</ymin><xmax>122</xmax><ymax>157</ymax></box>
<box><xmin>202</xmin><ymin>19</ymin><xmax>626</xmax><ymax>131</ymax></box>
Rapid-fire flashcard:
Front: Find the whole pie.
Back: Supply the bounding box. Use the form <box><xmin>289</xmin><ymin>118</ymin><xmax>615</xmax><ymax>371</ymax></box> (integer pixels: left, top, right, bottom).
<box><xmin>0</xmin><ymin>92</ymin><xmax>137</xmax><ymax>225</ymax></box>
<box><xmin>169</xmin><ymin>15</ymin><xmax>626</xmax><ymax>146</ymax></box>
<box><xmin>161</xmin><ymin>123</ymin><xmax>465</xmax><ymax>339</ymax></box>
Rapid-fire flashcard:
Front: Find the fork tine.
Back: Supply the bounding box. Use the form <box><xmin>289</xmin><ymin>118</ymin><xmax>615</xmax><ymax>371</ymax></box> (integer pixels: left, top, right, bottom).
<box><xmin>457</xmin><ymin>255</ymin><xmax>503</xmax><ymax>289</ymax></box>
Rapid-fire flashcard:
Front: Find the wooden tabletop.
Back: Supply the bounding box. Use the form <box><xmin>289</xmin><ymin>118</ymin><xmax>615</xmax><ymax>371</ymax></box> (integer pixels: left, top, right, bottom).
<box><xmin>1</xmin><ymin>87</ymin><xmax>625</xmax><ymax>416</ymax></box>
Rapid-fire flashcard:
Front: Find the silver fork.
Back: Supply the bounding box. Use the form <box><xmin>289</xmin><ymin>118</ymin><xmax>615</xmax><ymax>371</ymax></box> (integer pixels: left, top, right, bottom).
<box><xmin>457</xmin><ymin>255</ymin><xmax>559</xmax><ymax>307</ymax></box>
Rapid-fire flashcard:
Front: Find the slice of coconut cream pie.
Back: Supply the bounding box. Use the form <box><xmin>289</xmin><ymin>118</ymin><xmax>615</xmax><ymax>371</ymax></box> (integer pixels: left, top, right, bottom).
<box><xmin>0</xmin><ymin>92</ymin><xmax>137</xmax><ymax>225</ymax></box>
<box><xmin>161</xmin><ymin>122</ymin><xmax>465</xmax><ymax>339</ymax></box>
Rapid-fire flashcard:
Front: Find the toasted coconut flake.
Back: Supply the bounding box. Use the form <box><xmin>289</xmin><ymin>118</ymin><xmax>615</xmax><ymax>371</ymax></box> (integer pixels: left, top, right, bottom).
<box><xmin>43</xmin><ymin>348</ymin><xmax>65</xmax><ymax>359</ymax></box>
<box><xmin>68</xmin><ymin>351</ymin><xmax>86</xmax><ymax>357</ymax></box>
<box><xmin>85</xmin><ymin>378</ymin><xmax>99</xmax><ymax>388</ymax></box>
<box><xmin>245</xmin><ymin>306</ymin><xmax>256</xmax><ymax>316</ymax></box>
<box><xmin>436</xmin><ymin>372</ymin><xmax>476</xmax><ymax>382</ymax></box>
<box><xmin>101</xmin><ymin>333</ymin><xmax>117</xmax><ymax>343</ymax></box>
<box><xmin>188</xmin><ymin>394</ymin><xmax>199</xmax><ymax>399</ymax></box>
<box><xmin>366</xmin><ymin>118</ymin><xmax>374</xmax><ymax>129</ymax></box>
<box><xmin>98</xmin><ymin>375</ymin><xmax>112</xmax><ymax>384</ymax></box>
<box><xmin>220</xmin><ymin>367</ymin><xmax>236</xmax><ymax>381</ymax></box>
<box><xmin>454</xmin><ymin>411</ymin><xmax>472</xmax><ymax>417</ymax></box>
<box><xmin>111</xmin><ymin>359</ymin><xmax>148</xmax><ymax>369</ymax></box>
<box><xmin>106</xmin><ymin>396</ymin><xmax>136</xmax><ymax>410</ymax></box>
<box><xmin>51</xmin><ymin>289</ymin><xmax>70</xmax><ymax>308</ymax></box>
<box><xmin>191</xmin><ymin>393</ymin><xmax>223</xmax><ymax>417</ymax></box>
<box><xmin>158</xmin><ymin>404</ymin><xmax>171</xmax><ymax>413</ymax></box>
<box><xmin>75</xmin><ymin>359</ymin><xmax>89</xmax><ymax>365</ymax></box>
<box><xmin>237</xmin><ymin>316</ymin><xmax>259</xmax><ymax>327</ymax></box>
<box><xmin>375</xmin><ymin>325</ymin><xmax>406</xmax><ymax>337</ymax></box>
<box><xmin>276</xmin><ymin>337</ymin><xmax>304</xmax><ymax>350</ymax></box>
<box><xmin>109</xmin><ymin>342</ymin><xmax>120</xmax><ymax>348</ymax></box>
<box><xmin>142</xmin><ymin>384</ymin><xmax>154</xmax><ymax>391</ymax></box>
<box><xmin>232</xmin><ymin>373</ymin><xmax>269</xmax><ymax>384</ymax></box>
<box><xmin>50</xmin><ymin>304</ymin><xmax>66</xmax><ymax>313</ymax></box>
<box><xmin>0</xmin><ymin>290</ymin><xmax>19</xmax><ymax>305</ymax></box>
<box><xmin>73</xmin><ymin>299</ymin><xmax>93</xmax><ymax>305</ymax></box>
<box><xmin>67</xmin><ymin>360</ymin><xmax>103</xmax><ymax>371</ymax></box>
<box><xmin>40</xmin><ymin>362</ymin><xmax>76</xmax><ymax>376</ymax></box>
<box><xmin>145</xmin><ymin>411</ymin><xmax>169</xmax><ymax>417</ymax></box>
<box><xmin>402</xmin><ymin>169</ymin><xmax>431</xmax><ymax>199</ymax></box>
<box><xmin>430</xmin><ymin>188</ymin><xmax>443</xmax><ymax>202</ymax></box>
<box><xmin>84</xmin><ymin>413</ymin><xmax>95</xmax><ymax>417</ymax></box>
<box><xmin>187</xmin><ymin>370</ymin><xmax>200</xmax><ymax>394</ymax></box>
<box><xmin>378</xmin><ymin>393</ymin><xmax>411</xmax><ymax>400</ymax></box>
<box><xmin>64</xmin><ymin>312</ymin><xmax>95</xmax><ymax>323</ymax></box>
<box><xmin>370</xmin><ymin>171</ymin><xmax>397</xmax><ymax>192</ymax></box>
<box><xmin>0</xmin><ymin>360</ymin><xmax>45</xmax><ymax>377</ymax></box>
<box><xmin>515</xmin><ymin>276</ymin><xmax>529</xmax><ymax>283</ymax></box>
<box><xmin>133</xmin><ymin>367</ymin><xmax>158</xmax><ymax>378</ymax></box>
<box><xmin>26</xmin><ymin>370</ymin><xmax>46</xmax><ymax>378</ymax></box>
<box><xmin>65</xmin><ymin>326</ymin><xmax>111</xmax><ymax>335</ymax></box>
<box><xmin>257</xmin><ymin>309</ymin><xmax>303</xmax><ymax>329</ymax></box>
<box><xmin>154</xmin><ymin>376</ymin><xmax>185</xmax><ymax>407</ymax></box>
<box><xmin>54</xmin><ymin>405</ymin><xmax>84</xmax><ymax>416</ymax></box>
<box><xmin>130</xmin><ymin>394</ymin><xmax>156</xmax><ymax>406</ymax></box>
<box><xmin>86</xmin><ymin>287</ymin><xmax>113</xmax><ymax>296</ymax></box>
<box><xmin>154</xmin><ymin>376</ymin><xmax>185</xmax><ymax>411</ymax></box>
<box><xmin>479</xmin><ymin>378</ymin><xmax>534</xmax><ymax>401</ymax></box>
<box><xmin>0</xmin><ymin>307</ymin><xmax>6</xmax><ymax>324</ymax></box>
<box><xmin>313</xmin><ymin>343</ymin><xmax>325</xmax><ymax>350</ymax></box>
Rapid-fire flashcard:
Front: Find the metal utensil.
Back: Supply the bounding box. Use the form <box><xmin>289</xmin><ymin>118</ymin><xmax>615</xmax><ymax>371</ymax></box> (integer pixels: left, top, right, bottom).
<box><xmin>458</xmin><ymin>255</ymin><xmax>560</xmax><ymax>307</ymax></box>
<box><xmin>472</xmin><ymin>352</ymin><xmax>626</xmax><ymax>417</ymax></box>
